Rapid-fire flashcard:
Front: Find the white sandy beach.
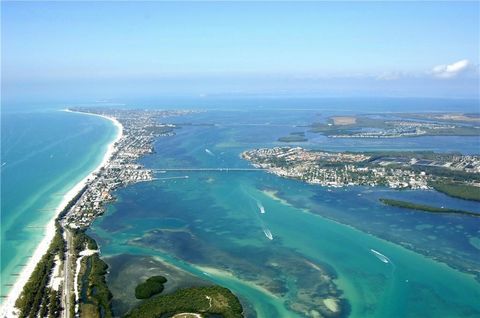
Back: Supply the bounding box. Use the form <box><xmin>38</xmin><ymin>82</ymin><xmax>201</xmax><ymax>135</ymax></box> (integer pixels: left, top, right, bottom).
<box><xmin>0</xmin><ymin>109</ymin><xmax>123</xmax><ymax>318</ymax></box>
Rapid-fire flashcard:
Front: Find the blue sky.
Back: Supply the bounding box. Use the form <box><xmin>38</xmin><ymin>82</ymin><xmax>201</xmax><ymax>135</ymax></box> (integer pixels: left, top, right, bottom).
<box><xmin>2</xmin><ymin>1</ymin><xmax>479</xmax><ymax>100</ymax></box>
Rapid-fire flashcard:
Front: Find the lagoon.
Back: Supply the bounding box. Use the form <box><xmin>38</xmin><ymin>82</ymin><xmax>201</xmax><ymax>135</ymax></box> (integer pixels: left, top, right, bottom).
<box><xmin>87</xmin><ymin>104</ymin><xmax>480</xmax><ymax>317</ymax></box>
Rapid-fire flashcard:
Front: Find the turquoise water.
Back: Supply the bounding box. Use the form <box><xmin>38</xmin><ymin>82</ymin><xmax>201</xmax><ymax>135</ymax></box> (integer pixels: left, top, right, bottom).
<box><xmin>1</xmin><ymin>106</ymin><xmax>118</xmax><ymax>299</ymax></box>
<box><xmin>87</xmin><ymin>106</ymin><xmax>480</xmax><ymax>317</ymax></box>
<box><xmin>2</xmin><ymin>98</ymin><xmax>479</xmax><ymax>316</ymax></box>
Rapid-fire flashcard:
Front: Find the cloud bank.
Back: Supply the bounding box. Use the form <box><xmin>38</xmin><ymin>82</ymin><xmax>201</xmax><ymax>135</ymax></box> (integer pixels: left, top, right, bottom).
<box><xmin>431</xmin><ymin>59</ymin><xmax>470</xmax><ymax>79</ymax></box>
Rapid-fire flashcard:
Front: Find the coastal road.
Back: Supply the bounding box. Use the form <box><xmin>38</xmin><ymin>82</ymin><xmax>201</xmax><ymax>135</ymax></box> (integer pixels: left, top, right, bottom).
<box><xmin>152</xmin><ymin>168</ymin><xmax>266</xmax><ymax>172</ymax></box>
<box><xmin>62</xmin><ymin>228</ymin><xmax>73</xmax><ymax>318</ymax></box>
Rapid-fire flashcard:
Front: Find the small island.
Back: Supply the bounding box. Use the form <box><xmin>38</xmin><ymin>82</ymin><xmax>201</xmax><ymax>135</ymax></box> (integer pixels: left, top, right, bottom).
<box><xmin>278</xmin><ymin>131</ymin><xmax>308</xmax><ymax>143</ymax></box>
<box><xmin>135</xmin><ymin>276</ymin><xmax>167</xmax><ymax>299</ymax></box>
<box><xmin>379</xmin><ymin>198</ymin><xmax>480</xmax><ymax>217</ymax></box>
<box><xmin>126</xmin><ymin>286</ymin><xmax>243</xmax><ymax>318</ymax></box>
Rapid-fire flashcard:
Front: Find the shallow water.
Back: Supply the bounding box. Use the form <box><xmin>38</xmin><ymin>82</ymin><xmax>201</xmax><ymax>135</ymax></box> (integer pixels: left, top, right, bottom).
<box><xmin>1</xmin><ymin>106</ymin><xmax>117</xmax><ymax>299</ymax></box>
<box><xmin>88</xmin><ymin>107</ymin><xmax>480</xmax><ymax>317</ymax></box>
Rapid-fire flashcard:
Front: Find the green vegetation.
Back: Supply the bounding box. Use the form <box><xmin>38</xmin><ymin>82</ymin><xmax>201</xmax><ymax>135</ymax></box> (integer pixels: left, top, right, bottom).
<box><xmin>47</xmin><ymin>289</ymin><xmax>61</xmax><ymax>318</ymax></box>
<box><xmin>57</xmin><ymin>186</ymin><xmax>88</xmax><ymax>219</ymax></box>
<box><xmin>426</xmin><ymin>125</ymin><xmax>480</xmax><ymax>136</ymax></box>
<box><xmin>14</xmin><ymin>184</ymin><xmax>87</xmax><ymax>317</ymax></box>
<box><xmin>125</xmin><ymin>286</ymin><xmax>243</xmax><ymax>318</ymax></box>
<box><xmin>71</xmin><ymin>230</ymin><xmax>113</xmax><ymax>318</ymax></box>
<box><xmin>15</xmin><ymin>224</ymin><xmax>65</xmax><ymax>318</ymax></box>
<box><xmin>309</xmin><ymin>116</ymin><xmax>388</xmax><ymax>135</ymax></box>
<box><xmin>135</xmin><ymin>276</ymin><xmax>167</xmax><ymax>299</ymax></box>
<box><xmin>278</xmin><ymin>132</ymin><xmax>308</xmax><ymax>143</ymax></box>
<box><xmin>144</xmin><ymin>125</ymin><xmax>175</xmax><ymax>134</ymax></box>
<box><xmin>38</xmin><ymin>289</ymin><xmax>49</xmax><ymax>318</ymax></box>
<box><xmin>72</xmin><ymin>229</ymin><xmax>98</xmax><ymax>256</ymax></box>
<box><xmin>396</xmin><ymin>112</ymin><xmax>480</xmax><ymax>124</ymax></box>
<box><xmin>430</xmin><ymin>181</ymin><xmax>480</xmax><ymax>201</ymax></box>
<box><xmin>379</xmin><ymin>198</ymin><xmax>479</xmax><ymax>217</ymax></box>
<box><xmin>309</xmin><ymin>114</ymin><xmax>480</xmax><ymax>137</ymax></box>
<box><xmin>69</xmin><ymin>294</ymin><xmax>76</xmax><ymax>318</ymax></box>
<box><xmin>37</xmin><ymin>287</ymin><xmax>61</xmax><ymax>318</ymax></box>
<box><xmin>14</xmin><ymin>181</ymin><xmax>97</xmax><ymax>318</ymax></box>
<box><xmin>78</xmin><ymin>254</ymin><xmax>113</xmax><ymax>318</ymax></box>
<box><xmin>52</xmin><ymin>224</ymin><xmax>66</xmax><ymax>261</ymax></box>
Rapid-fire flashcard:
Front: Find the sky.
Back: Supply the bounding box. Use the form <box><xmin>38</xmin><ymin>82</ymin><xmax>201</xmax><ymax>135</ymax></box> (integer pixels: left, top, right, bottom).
<box><xmin>2</xmin><ymin>1</ymin><xmax>479</xmax><ymax>102</ymax></box>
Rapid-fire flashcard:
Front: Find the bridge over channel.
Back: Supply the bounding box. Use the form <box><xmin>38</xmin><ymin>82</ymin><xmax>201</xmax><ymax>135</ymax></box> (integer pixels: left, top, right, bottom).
<box><xmin>151</xmin><ymin>168</ymin><xmax>266</xmax><ymax>172</ymax></box>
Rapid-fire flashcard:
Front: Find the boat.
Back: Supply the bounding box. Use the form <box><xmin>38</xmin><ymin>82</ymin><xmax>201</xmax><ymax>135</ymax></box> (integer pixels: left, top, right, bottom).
<box><xmin>205</xmin><ymin>148</ymin><xmax>214</xmax><ymax>156</ymax></box>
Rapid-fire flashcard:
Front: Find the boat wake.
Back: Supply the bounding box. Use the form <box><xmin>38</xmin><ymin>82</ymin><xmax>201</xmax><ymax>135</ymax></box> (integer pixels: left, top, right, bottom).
<box><xmin>205</xmin><ymin>148</ymin><xmax>215</xmax><ymax>156</ymax></box>
<box><xmin>156</xmin><ymin>176</ymin><xmax>189</xmax><ymax>180</ymax></box>
<box><xmin>242</xmin><ymin>188</ymin><xmax>273</xmax><ymax>241</ymax></box>
<box><xmin>370</xmin><ymin>249</ymin><xmax>390</xmax><ymax>264</ymax></box>
<box><xmin>263</xmin><ymin>228</ymin><xmax>273</xmax><ymax>240</ymax></box>
<box><xmin>257</xmin><ymin>201</ymin><xmax>266</xmax><ymax>214</ymax></box>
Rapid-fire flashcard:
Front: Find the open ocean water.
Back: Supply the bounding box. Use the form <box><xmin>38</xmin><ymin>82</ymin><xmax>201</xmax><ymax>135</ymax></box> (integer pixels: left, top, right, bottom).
<box><xmin>2</xmin><ymin>98</ymin><xmax>480</xmax><ymax>317</ymax></box>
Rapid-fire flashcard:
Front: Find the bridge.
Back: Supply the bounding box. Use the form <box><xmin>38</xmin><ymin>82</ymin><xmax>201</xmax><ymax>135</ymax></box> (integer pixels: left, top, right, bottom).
<box><xmin>151</xmin><ymin>168</ymin><xmax>266</xmax><ymax>172</ymax></box>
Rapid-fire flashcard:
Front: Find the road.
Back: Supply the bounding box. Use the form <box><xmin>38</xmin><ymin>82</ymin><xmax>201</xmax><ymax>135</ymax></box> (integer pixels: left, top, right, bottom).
<box><xmin>62</xmin><ymin>228</ymin><xmax>73</xmax><ymax>318</ymax></box>
<box><xmin>152</xmin><ymin>168</ymin><xmax>266</xmax><ymax>172</ymax></box>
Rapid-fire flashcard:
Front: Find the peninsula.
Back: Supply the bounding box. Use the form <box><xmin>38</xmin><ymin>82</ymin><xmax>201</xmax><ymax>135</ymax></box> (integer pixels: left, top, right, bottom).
<box><xmin>242</xmin><ymin>146</ymin><xmax>480</xmax><ymax>196</ymax></box>
<box><xmin>309</xmin><ymin>113</ymin><xmax>480</xmax><ymax>138</ymax></box>
<box><xmin>379</xmin><ymin>198</ymin><xmax>480</xmax><ymax>217</ymax></box>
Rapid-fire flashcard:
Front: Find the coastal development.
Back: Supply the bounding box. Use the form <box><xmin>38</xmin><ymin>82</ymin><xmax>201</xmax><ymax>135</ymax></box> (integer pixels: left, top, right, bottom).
<box><xmin>63</xmin><ymin>108</ymin><xmax>189</xmax><ymax>228</ymax></box>
<box><xmin>309</xmin><ymin>114</ymin><xmax>480</xmax><ymax>138</ymax></box>
<box><xmin>3</xmin><ymin>109</ymin><xmax>480</xmax><ymax>318</ymax></box>
<box><xmin>3</xmin><ymin>110</ymin><xmax>479</xmax><ymax>318</ymax></box>
<box><xmin>2</xmin><ymin>108</ymin><xmax>238</xmax><ymax>318</ymax></box>
<box><xmin>242</xmin><ymin>147</ymin><xmax>480</xmax><ymax>192</ymax></box>
<box><xmin>4</xmin><ymin>2</ymin><xmax>480</xmax><ymax>317</ymax></box>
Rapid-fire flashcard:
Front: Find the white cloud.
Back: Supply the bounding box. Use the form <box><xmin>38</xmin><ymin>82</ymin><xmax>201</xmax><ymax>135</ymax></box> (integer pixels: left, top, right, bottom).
<box><xmin>431</xmin><ymin>59</ymin><xmax>470</xmax><ymax>79</ymax></box>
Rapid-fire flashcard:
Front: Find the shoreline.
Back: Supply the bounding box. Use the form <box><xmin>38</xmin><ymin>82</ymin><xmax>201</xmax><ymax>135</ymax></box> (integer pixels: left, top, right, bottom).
<box><xmin>0</xmin><ymin>109</ymin><xmax>123</xmax><ymax>317</ymax></box>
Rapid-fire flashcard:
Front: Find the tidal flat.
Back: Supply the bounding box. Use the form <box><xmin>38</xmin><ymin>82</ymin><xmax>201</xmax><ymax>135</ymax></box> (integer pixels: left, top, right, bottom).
<box><xmin>129</xmin><ymin>226</ymin><xmax>348</xmax><ymax>317</ymax></box>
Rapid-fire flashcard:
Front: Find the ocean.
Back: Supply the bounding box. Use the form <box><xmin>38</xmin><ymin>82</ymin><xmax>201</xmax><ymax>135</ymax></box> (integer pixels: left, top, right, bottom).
<box><xmin>2</xmin><ymin>98</ymin><xmax>480</xmax><ymax>317</ymax></box>
<box><xmin>1</xmin><ymin>104</ymin><xmax>118</xmax><ymax>299</ymax></box>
